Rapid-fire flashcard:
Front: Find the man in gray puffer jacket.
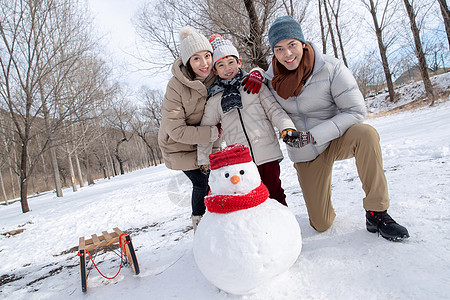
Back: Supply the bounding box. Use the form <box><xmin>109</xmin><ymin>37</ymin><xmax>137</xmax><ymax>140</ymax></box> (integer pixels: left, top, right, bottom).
<box><xmin>265</xmin><ymin>16</ymin><xmax>409</xmax><ymax>242</ymax></box>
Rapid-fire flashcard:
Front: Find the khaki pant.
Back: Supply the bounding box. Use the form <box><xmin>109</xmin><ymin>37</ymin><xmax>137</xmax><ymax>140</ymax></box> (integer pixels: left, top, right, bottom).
<box><xmin>293</xmin><ymin>124</ymin><xmax>389</xmax><ymax>232</ymax></box>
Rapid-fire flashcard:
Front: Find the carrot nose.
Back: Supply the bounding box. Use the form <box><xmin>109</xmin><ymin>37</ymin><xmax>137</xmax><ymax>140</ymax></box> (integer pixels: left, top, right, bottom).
<box><xmin>230</xmin><ymin>175</ymin><xmax>240</xmax><ymax>184</ymax></box>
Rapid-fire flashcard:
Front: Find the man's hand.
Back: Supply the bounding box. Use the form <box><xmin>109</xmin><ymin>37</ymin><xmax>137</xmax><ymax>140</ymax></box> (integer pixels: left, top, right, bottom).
<box><xmin>242</xmin><ymin>70</ymin><xmax>263</xmax><ymax>94</ymax></box>
<box><xmin>283</xmin><ymin>130</ymin><xmax>315</xmax><ymax>148</ymax></box>
<box><xmin>281</xmin><ymin>128</ymin><xmax>295</xmax><ymax>138</ymax></box>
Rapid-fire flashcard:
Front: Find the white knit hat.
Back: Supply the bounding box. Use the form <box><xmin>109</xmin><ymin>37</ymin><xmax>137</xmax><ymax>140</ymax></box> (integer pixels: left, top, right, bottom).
<box><xmin>179</xmin><ymin>27</ymin><xmax>213</xmax><ymax>66</ymax></box>
<box><xmin>209</xmin><ymin>34</ymin><xmax>240</xmax><ymax>66</ymax></box>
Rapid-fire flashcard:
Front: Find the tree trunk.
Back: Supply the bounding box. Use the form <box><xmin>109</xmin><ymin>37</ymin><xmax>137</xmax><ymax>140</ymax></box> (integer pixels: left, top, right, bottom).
<box><xmin>84</xmin><ymin>146</ymin><xmax>95</xmax><ymax>185</ymax></box>
<box><xmin>157</xmin><ymin>147</ymin><xmax>163</xmax><ymax>164</ymax></box>
<box><xmin>368</xmin><ymin>0</ymin><xmax>396</xmax><ymax>102</ymax></box>
<box><xmin>12</xmin><ymin>149</ymin><xmax>20</xmax><ymax>198</ymax></box>
<box><xmin>335</xmin><ymin>22</ymin><xmax>348</xmax><ymax>67</ymax></box>
<box><xmin>43</xmin><ymin>104</ymin><xmax>63</xmax><ymax>197</ymax></box>
<box><xmin>40</xmin><ymin>43</ymin><xmax>63</xmax><ymax>196</ymax></box>
<box><xmin>50</xmin><ymin>147</ymin><xmax>63</xmax><ymax>197</ymax></box>
<box><xmin>437</xmin><ymin>0</ymin><xmax>450</xmax><ymax>50</ymax></box>
<box><xmin>137</xmin><ymin>133</ymin><xmax>157</xmax><ymax>166</ymax></box>
<box><xmin>64</xmin><ymin>124</ymin><xmax>77</xmax><ymax>192</ymax></box>
<box><xmin>330</xmin><ymin>2</ymin><xmax>348</xmax><ymax>67</ymax></box>
<box><xmin>111</xmin><ymin>154</ymin><xmax>118</xmax><ymax>176</ymax></box>
<box><xmin>0</xmin><ymin>169</ymin><xmax>8</xmax><ymax>205</ymax></box>
<box><xmin>74</xmin><ymin>150</ymin><xmax>84</xmax><ymax>187</ymax></box>
<box><xmin>20</xmin><ymin>142</ymin><xmax>30</xmax><ymax>213</ymax></box>
<box><xmin>318</xmin><ymin>0</ymin><xmax>327</xmax><ymax>54</ymax></box>
<box><xmin>101</xmin><ymin>136</ymin><xmax>112</xmax><ymax>179</ymax></box>
<box><xmin>403</xmin><ymin>0</ymin><xmax>435</xmax><ymax>104</ymax></box>
<box><xmin>67</xmin><ymin>152</ymin><xmax>77</xmax><ymax>192</ymax></box>
<box><xmin>36</xmin><ymin>135</ymin><xmax>50</xmax><ymax>191</ymax></box>
<box><xmin>114</xmin><ymin>137</ymin><xmax>126</xmax><ymax>175</ymax></box>
<box><xmin>115</xmin><ymin>154</ymin><xmax>123</xmax><ymax>174</ymax></box>
<box><xmin>243</xmin><ymin>0</ymin><xmax>268</xmax><ymax>70</ymax></box>
<box><xmin>3</xmin><ymin>119</ymin><xmax>17</xmax><ymax>198</ymax></box>
<box><xmin>148</xmin><ymin>147</ymin><xmax>156</xmax><ymax>167</ymax></box>
<box><xmin>323</xmin><ymin>0</ymin><xmax>339</xmax><ymax>59</ymax></box>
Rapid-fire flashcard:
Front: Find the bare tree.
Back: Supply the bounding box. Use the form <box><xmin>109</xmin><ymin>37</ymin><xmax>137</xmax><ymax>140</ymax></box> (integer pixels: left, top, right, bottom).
<box><xmin>38</xmin><ymin>1</ymin><xmax>96</xmax><ymax>197</ymax></box>
<box><xmin>0</xmin><ymin>1</ymin><xmax>67</xmax><ymax>211</ymax></box>
<box><xmin>318</xmin><ymin>0</ymin><xmax>327</xmax><ymax>53</ymax></box>
<box><xmin>103</xmin><ymin>86</ymin><xmax>136</xmax><ymax>175</ymax></box>
<box><xmin>132</xmin><ymin>1</ymin><xmax>183</xmax><ymax>73</ymax></box>
<box><xmin>322</xmin><ymin>0</ymin><xmax>339</xmax><ymax>58</ymax></box>
<box><xmin>0</xmin><ymin>168</ymin><xmax>8</xmax><ymax>204</ymax></box>
<box><xmin>326</xmin><ymin>0</ymin><xmax>348</xmax><ymax>66</ymax></box>
<box><xmin>0</xmin><ymin>115</ymin><xmax>18</xmax><ymax>201</ymax></box>
<box><xmin>134</xmin><ymin>0</ymin><xmax>310</xmax><ymax>72</ymax></box>
<box><xmin>361</xmin><ymin>0</ymin><xmax>398</xmax><ymax>102</ymax></box>
<box><xmin>353</xmin><ymin>52</ymin><xmax>385</xmax><ymax>98</ymax></box>
<box><xmin>437</xmin><ymin>0</ymin><xmax>450</xmax><ymax>49</ymax></box>
<box><xmin>59</xmin><ymin>55</ymin><xmax>112</xmax><ymax>191</ymax></box>
<box><xmin>402</xmin><ymin>0</ymin><xmax>435</xmax><ymax>104</ymax></box>
<box><xmin>132</xmin><ymin>86</ymin><xmax>163</xmax><ymax>166</ymax></box>
<box><xmin>0</xmin><ymin>0</ymin><xmax>98</xmax><ymax>211</ymax></box>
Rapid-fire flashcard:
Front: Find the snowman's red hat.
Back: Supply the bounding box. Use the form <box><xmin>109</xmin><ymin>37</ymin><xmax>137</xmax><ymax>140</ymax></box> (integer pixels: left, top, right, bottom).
<box><xmin>209</xmin><ymin>144</ymin><xmax>252</xmax><ymax>170</ymax></box>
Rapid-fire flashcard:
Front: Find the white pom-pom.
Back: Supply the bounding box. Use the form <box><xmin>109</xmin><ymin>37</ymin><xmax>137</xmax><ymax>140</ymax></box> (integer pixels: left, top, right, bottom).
<box><xmin>179</xmin><ymin>26</ymin><xmax>195</xmax><ymax>42</ymax></box>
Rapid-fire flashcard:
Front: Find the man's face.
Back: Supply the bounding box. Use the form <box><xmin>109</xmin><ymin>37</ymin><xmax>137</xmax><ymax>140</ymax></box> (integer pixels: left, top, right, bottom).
<box><xmin>273</xmin><ymin>39</ymin><xmax>305</xmax><ymax>71</ymax></box>
<box><xmin>213</xmin><ymin>56</ymin><xmax>242</xmax><ymax>80</ymax></box>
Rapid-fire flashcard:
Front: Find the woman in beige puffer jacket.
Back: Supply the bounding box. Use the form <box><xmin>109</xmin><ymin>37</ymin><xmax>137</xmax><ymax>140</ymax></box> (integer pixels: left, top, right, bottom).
<box><xmin>158</xmin><ymin>27</ymin><xmax>220</xmax><ymax>229</ymax></box>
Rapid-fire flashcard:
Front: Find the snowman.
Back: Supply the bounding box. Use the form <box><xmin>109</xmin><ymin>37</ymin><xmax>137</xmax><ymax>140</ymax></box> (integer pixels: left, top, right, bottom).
<box><xmin>193</xmin><ymin>144</ymin><xmax>302</xmax><ymax>295</ymax></box>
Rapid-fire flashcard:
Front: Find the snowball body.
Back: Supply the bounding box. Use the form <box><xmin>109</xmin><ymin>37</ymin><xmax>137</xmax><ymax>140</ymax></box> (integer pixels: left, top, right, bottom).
<box><xmin>193</xmin><ymin>198</ymin><xmax>302</xmax><ymax>295</ymax></box>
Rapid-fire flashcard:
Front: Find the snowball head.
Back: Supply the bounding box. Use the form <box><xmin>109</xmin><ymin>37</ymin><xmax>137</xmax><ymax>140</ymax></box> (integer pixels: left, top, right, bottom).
<box><xmin>193</xmin><ymin>199</ymin><xmax>302</xmax><ymax>295</ymax></box>
<box><xmin>209</xmin><ymin>162</ymin><xmax>261</xmax><ymax>195</ymax></box>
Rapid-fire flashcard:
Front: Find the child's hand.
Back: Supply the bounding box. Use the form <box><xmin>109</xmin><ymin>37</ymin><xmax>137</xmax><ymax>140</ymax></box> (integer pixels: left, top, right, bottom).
<box><xmin>242</xmin><ymin>70</ymin><xmax>263</xmax><ymax>94</ymax></box>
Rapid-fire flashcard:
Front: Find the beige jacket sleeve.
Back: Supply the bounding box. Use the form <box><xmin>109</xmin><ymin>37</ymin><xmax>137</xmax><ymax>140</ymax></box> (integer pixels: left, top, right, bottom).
<box><xmin>162</xmin><ymin>81</ymin><xmax>218</xmax><ymax>145</ymax></box>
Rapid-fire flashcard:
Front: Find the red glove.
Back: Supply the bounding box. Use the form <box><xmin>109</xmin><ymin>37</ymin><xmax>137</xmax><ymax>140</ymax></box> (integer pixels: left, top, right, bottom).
<box><xmin>242</xmin><ymin>70</ymin><xmax>263</xmax><ymax>94</ymax></box>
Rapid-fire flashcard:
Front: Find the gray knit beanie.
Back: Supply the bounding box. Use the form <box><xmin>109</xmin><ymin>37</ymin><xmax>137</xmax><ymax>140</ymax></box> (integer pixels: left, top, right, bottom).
<box><xmin>179</xmin><ymin>27</ymin><xmax>213</xmax><ymax>66</ymax></box>
<box><xmin>268</xmin><ymin>16</ymin><xmax>305</xmax><ymax>50</ymax></box>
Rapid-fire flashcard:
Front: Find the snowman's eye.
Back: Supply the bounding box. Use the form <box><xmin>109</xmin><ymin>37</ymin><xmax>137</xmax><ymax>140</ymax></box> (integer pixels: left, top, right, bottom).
<box><xmin>225</xmin><ymin>172</ymin><xmax>229</xmax><ymax>178</ymax></box>
<box><xmin>240</xmin><ymin>170</ymin><xmax>245</xmax><ymax>175</ymax></box>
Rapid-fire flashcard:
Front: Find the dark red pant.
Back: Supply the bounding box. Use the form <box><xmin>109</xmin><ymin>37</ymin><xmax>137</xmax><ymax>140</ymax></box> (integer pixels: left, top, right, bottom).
<box><xmin>257</xmin><ymin>160</ymin><xmax>287</xmax><ymax>206</ymax></box>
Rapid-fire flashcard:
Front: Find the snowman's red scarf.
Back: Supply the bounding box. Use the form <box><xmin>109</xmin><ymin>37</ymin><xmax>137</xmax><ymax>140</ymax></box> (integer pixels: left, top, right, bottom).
<box><xmin>205</xmin><ymin>182</ymin><xmax>269</xmax><ymax>213</ymax></box>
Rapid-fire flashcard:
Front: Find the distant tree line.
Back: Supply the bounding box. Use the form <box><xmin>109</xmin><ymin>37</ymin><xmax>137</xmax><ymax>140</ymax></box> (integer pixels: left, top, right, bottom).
<box><xmin>0</xmin><ymin>0</ymin><xmax>163</xmax><ymax>212</ymax></box>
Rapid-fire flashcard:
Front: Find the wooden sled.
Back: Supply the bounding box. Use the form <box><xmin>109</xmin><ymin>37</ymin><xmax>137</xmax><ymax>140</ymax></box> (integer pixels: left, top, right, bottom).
<box><xmin>77</xmin><ymin>227</ymin><xmax>140</xmax><ymax>292</ymax></box>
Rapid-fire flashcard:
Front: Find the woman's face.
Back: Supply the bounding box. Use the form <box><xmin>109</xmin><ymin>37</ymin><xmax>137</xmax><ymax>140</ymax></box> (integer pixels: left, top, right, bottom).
<box><xmin>189</xmin><ymin>51</ymin><xmax>213</xmax><ymax>78</ymax></box>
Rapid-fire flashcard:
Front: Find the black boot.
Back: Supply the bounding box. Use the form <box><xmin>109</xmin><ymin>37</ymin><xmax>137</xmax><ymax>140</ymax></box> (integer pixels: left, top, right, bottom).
<box><xmin>366</xmin><ymin>210</ymin><xmax>409</xmax><ymax>241</ymax></box>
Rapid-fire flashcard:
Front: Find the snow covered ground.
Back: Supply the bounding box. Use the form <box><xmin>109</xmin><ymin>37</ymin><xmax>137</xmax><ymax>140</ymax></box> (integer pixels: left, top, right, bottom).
<box><xmin>1</xmin><ymin>75</ymin><xmax>449</xmax><ymax>299</ymax></box>
<box><xmin>365</xmin><ymin>72</ymin><xmax>450</xmax><ymax>114</ymax></box>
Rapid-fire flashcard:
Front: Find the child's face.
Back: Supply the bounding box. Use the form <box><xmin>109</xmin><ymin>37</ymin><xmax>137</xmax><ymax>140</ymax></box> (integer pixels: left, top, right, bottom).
<box><xmin>189</xmin><ymin>51</ymin><xmax>213</xmax><ymax>78</ymax></box>
<box><xmin>213</xmin><ymin>56</ymin><xmax>242</xmax><ymax>80</ymax></box>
